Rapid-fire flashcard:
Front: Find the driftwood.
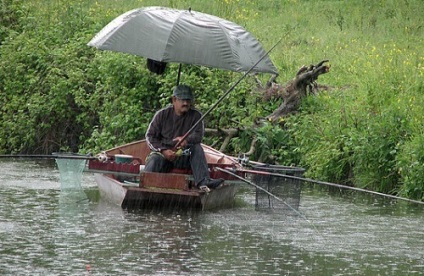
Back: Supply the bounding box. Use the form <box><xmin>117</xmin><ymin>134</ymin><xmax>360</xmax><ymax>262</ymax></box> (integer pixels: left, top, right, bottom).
<box><xmin>206</xmin><ymin>60</ymin><xmax>330</xmax><ymax>158</ymax></box>
<box><xmin>263</xmin><ymin>59</ymin><xmax>330</xmax><ymax>122</ymax></box>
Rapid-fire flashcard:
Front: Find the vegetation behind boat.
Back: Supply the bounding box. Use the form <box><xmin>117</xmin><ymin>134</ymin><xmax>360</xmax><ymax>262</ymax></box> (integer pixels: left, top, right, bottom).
<box><xmin>0</xmin><ymin>0</ymin><xmax>423</xmax><ymax>200</ymax></box>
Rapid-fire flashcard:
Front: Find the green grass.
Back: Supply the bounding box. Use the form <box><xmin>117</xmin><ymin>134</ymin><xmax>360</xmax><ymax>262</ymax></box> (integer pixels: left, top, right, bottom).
<box><xmin>3</xmin><ymin>0</ymin><xmax>424</xmax><ymax>199</ymax></box>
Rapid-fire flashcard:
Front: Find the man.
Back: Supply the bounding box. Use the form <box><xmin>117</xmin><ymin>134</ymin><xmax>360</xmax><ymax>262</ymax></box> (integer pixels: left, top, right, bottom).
<box><xmin>145</xmin><ymin>84</ymin><xmax>224</xmax><ymax>191</ymax></box>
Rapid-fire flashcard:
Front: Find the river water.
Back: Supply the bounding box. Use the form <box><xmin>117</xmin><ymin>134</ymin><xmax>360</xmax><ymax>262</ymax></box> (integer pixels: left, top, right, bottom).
<box><xmin>0</xmin><ymin>159</ymin><xmax>423</xmax><ymax>275</ymax></box>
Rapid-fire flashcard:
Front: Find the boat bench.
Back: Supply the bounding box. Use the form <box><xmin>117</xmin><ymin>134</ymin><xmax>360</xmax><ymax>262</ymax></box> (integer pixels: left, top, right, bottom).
<box><xmin>140</xmin><ymin>171</ymin><xmax>194</xmax><ymax>190</ymax></box>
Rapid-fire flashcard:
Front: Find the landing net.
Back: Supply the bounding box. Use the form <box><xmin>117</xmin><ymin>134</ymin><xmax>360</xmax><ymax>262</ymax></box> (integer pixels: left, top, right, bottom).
<box><xmin>55</xmin><ymin>156</ymin><xmax>88</xmax><ymax>203</ymax></box>
<box><xmin>251</xmin><ymin>165</ymin><xmax>304</xmax><ymax>211</ymax></box>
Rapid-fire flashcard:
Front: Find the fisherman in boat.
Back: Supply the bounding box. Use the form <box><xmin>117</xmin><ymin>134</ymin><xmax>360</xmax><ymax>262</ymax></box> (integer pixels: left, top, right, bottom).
<box><xmin>145</xmin><ymin>84</ymin><xmax>224</xmax><ymax>191</ymax></box>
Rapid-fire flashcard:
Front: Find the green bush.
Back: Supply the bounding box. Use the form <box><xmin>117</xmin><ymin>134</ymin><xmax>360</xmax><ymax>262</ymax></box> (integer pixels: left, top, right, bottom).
<box><xmin>1</xmin><ymin>0</ymin><xmax>423</xmax><ymax>199</ymax></box>
<box><xmin>397</xmin><ymin>135</ymin><xmax>424</xmax><ymax>200</ymax></box>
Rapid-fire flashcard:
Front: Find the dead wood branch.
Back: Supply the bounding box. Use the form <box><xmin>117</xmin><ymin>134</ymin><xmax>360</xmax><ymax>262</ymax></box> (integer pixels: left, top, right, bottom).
<box><xmin>205</xmin><ymin>60</ymin><xmax>330</xmax><ymax>157</ymax></box>
<box><xmin>261</xmin><ymin>60</ymin><xmax>330</xmax><ymax>123</ymax></box>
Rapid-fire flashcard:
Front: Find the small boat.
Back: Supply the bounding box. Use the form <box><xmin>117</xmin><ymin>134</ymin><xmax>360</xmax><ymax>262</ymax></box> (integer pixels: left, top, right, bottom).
<box><xmin>87</xmin><ymin>140</ymin><xmax>245</xmax><ymax>210</ymax></box>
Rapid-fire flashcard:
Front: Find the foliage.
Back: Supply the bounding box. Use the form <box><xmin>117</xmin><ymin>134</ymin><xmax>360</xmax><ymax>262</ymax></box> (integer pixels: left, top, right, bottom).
<box><xmin>0</xmin><ymin>0</ymin><xmax>28</xmax><ymax>44</ymax></box>
<box><xmin>0</xmin><ymin>0</ymin><xmax>424</xmax><ymax>199</ymax></box>
<box><xmin>0</xmin><ymin>1</ymin><xmax>96</xmax><ymax>153</ymax></box>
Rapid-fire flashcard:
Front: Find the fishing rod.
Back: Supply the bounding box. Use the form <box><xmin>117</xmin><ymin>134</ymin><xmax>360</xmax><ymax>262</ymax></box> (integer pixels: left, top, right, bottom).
<box><xmin>239</xmin><ymin>168</ymin><xmax>424</xmax><ymax>205</ymax></box>
<box><xmin>0</xmin><ymin>154</ymin><xmax>96</xmax><ymax>160</ymax></box>
<box><xmin>174</xmin><ymin>38</ymin><xmax>282</xmax><ymax>149</ymax></box>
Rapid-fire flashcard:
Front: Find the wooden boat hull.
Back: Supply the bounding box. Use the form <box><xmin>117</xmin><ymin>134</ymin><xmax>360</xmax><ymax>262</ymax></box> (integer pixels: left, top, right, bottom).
<box><xmin>90</xmin><ymin>140</ymin><xmax>243</xmax><ymax>210</ymax></box>
<box><xmin>95</xmin><ymin>173</ymin><xmax>238</xmax><ymax>210</ymax></box>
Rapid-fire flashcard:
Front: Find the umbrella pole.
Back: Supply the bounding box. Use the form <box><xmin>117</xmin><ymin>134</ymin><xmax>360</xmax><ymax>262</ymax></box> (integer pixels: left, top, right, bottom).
<box><xmin>177</xmin><ymin>64</ymin><xmax>182</xmax><ymax>86</ymax></box>
<box><xmin>175</xmin><ymin>38</ymin><xmax>282</xmax><ymax>148</ymax></box>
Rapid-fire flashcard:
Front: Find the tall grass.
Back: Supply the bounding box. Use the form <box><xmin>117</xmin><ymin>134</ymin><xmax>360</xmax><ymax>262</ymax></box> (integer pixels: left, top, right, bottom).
<box><xmin>4</xmin><ymin>0</ymin><xmax>424</xmax><ymax>199</ymax></box>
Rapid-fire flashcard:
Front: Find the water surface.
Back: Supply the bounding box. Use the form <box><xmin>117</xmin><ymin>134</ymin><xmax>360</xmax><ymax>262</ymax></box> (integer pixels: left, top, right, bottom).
<box><xmin>0</xmin><ymin>159</ymin><xmax>423</xmax><ymax>275</ymax></box>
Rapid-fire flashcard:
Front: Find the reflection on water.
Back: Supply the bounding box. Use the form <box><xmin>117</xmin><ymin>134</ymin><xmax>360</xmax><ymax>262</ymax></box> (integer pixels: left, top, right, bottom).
<box><xmin>0</xmin><ymin>160</ymin><xmax>423</xmax><ymax>275</ymax></box>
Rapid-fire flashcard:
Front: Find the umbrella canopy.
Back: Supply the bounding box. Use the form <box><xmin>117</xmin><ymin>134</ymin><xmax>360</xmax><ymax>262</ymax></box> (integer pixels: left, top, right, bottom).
<box><xmin>87</xmin><ymin>6</ymin><xmax>278</xmax><ymax>75</ymax></box>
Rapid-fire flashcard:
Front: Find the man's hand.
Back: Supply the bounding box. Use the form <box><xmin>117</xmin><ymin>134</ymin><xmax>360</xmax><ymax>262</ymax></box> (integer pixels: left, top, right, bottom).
<box><xmin>161</xmin><ymin>149</ymin><xmax>177</xmax><ymax>161</ymax></box>
<box><xmin>173</xmin><ymin>136</ymin><xmax>188</xmax><ymax>148</ymax></box>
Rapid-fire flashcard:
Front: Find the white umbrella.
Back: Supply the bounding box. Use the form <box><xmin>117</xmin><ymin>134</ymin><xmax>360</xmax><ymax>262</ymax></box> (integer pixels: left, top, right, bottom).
<box><xmin>87</xmin><ymin>6</ymin><xmax>278</xmax><ymax>75</ymax></box>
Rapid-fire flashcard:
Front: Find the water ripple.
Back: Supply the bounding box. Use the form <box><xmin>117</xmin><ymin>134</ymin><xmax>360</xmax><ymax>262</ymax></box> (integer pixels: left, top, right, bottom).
<box><xmin>0</xmin><ymin>161</ymin><xmax>423</xmax><ymax>275</ymax></box>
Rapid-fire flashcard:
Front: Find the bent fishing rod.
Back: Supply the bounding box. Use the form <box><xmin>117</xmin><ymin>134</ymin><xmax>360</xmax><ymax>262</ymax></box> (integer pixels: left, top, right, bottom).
<box><xmin>174</xmin><ymin>38</ymin><xmax>282</xmax><ymax>149</ymax></box>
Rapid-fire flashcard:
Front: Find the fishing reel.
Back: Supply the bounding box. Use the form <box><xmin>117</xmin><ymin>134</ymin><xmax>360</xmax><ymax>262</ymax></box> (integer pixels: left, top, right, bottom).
<box><xmin>175</xmin><ymin>148</ymin><xmax>191</xmax><ymax>157</ymax></box>
<box><xmin>237</xmin><ymin>153</ymin><xmax>250</xmax><ymax>167</ymax></box>
<box><xmin>96</xmin><ymin>151</ymin><xmax>109</xmax><ymax>162</ymax></box>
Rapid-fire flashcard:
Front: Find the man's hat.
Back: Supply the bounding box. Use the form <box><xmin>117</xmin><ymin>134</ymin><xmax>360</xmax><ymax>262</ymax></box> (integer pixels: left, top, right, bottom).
<box><xmin>172</xmin><ymin>85</ymin><xmax>194</xmax><ymax>101</ymax></box>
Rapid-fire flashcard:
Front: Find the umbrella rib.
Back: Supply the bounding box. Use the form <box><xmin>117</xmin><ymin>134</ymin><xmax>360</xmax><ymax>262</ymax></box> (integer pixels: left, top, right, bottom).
<box><xmin>162</xmin><ymin>9</ymin><xmax>187</xmax><ymax>63</ymax></box>
<box><xmin>215</xmin><ymin>20</ymin><xmax>241</xmax><ymax>71</ymax></box>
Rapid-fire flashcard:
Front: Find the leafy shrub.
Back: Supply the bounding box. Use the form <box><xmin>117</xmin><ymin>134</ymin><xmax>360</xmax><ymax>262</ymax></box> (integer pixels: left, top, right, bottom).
<box><xmin>397</xmin><ymin>135</ymin><xmax>424</xmax><ymax>200</ymax></box>
<box><xmin>1</xmin><ymin>0</ymin><xmax>424</xmax><ymax>200</ymax></box>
